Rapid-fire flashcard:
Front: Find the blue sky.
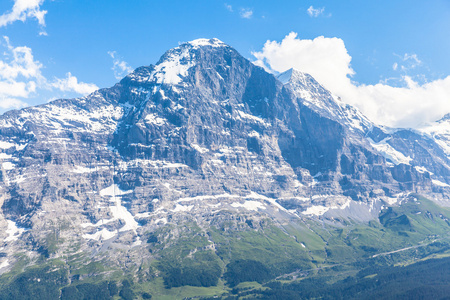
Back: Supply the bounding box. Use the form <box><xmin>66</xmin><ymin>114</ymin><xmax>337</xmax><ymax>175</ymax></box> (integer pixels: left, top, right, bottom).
<box><xmin>1</xmin><ymin>0</ymin><xmax>450</xmax><ymax>127</ymax></box>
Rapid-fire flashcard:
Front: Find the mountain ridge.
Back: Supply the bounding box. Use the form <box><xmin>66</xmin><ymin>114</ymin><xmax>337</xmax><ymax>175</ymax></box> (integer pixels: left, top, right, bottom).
<box><xmin>1</xmin><ymin>38</ymin><xmax>449</xmax><ymax>222</ymax></box>
<box><xmin>0</xmin><ymin>38</ymin><xmax>450</xmax><ymax>299</ymax></box>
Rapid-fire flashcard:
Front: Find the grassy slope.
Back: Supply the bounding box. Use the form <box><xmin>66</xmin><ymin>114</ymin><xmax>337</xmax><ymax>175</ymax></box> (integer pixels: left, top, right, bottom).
<box><xmin>1</xmin><ymin>194</ymin><xmax>450</xmax><ymax>299</ymax></box>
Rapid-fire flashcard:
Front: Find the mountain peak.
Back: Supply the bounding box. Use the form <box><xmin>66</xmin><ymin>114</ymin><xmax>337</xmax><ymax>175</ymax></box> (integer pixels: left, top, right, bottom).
<box><xmin>277</xmin><ymin>68</ymin><xmax>312</xmax><ymax>85</ymax></box>
<box><xmin>125</xmin><ymin>38</ymin><xmax>232</xmax><ymax>85</ymax></box>
<box><xmin>186</xmin><ymin>38</ymin><xmax>226</xmax><ymax>48</ymax></box>
<box><xmin>277</xmin><ymin>67</ymin><xmax>330</xmax><ymax>101</ymax></box>
<box><xmin>277</xmin><ymin>67</ymin><xmax>372</xmax><ymax>133</ymax></box>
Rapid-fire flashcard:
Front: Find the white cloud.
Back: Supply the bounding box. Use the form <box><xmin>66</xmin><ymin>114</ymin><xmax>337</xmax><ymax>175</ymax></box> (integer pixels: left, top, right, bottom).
<box><xmin>307</xmin><ymin>6</ymin><xmax>325</xmax><ymax>17</ymax></box>
<box><xmin>0</xmin><ymin>36</ymin><xmax>43</xmax><ymax>109</ymax></box>
<box><xmin>393</xmin><ymin>62</ymin><xmax>398</xmax><ymax>71</ymax></box>
<box><xmin>253</xmin><ymin>32</ymin><xmax>450</xmax><ymax>128</ymax></box>
<box><xmin>50</xmin><ymin>72</ymin><xmax>98</xmax><ymax>94</ymax></box>
<box><xmin>0</xmin><ymin>36</ymin><xmax>44</xmax><ymax>81</ymax></box>
<box><xmin>240</xmin><ymin>8</ymin><xmax>253</xmax><ymax>19</ymax></box>
<box><xmin>108</xmin><ymin>51</ymin><xmax>133</xmax><ymax>80</ymax></box>
<box><xmin>253</xmin><ymin>32</ymin><xmax>354</xmax><ymax>98</ymax></box>
<box><xmin>0</xmin><ymin>37</ymin><xmax>98</xmax><ymax>111</ymax></box>
<box><xmin>0</xmin><ymin>97</ymin><xmax>27</xmax><ymax>109</ymax></box>
<box><xmin>0</xmin><ymin>0</ymin><xmax>47</xmax><ymax>34</ymax></box>
<box><xmin>225</xmin><ymin>3</ymin><xmax>233</xmax><ymax>12</ymax></box>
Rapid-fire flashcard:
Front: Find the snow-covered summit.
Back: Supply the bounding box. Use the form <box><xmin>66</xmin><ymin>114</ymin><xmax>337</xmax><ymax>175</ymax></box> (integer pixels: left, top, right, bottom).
<box><xmin>126</xmin><ymin>38</ymin><xmax>229</xmax><ymax>85</ymax></box>
<box><xmin>186</xmin><ymin>38</ymin><xmax>226</xmax><ymax>48</ymax></box>
<box><xmin>277</xmin><ymin>68</ymin><xmax>312</xmax><ymax>85</ymax></box>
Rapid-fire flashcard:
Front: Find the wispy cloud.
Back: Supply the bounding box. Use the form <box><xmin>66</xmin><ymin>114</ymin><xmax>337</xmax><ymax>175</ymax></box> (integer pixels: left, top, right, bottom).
<box><xmin>108</xmin><ymin>51</ymin><xmax>133</xmax><ymax>80</ymax></box>
<box><xmin>388</xmin><ymin>53</ymin><xmax>425</xmax><ymax>86</ymax></box>
<box><xmin>0</xmin><ymin>37</ymin><xmax>98</xmax><ymax>110</ymax></box>
<box><xmin>253</xmin><ymin>32</ymin><xmax>450</xmax><ymax>128</ymax></box>
<box><xmin>0</xmin><ymin>0</ymin><xmax>48</xmax><ymax>35</ymax></box>
<box><xmin>393</xmin><ymin>62</ymin><xmax>398</xmax><ymax>71</ymax></box>
<box><xmin>394</xmin><ymin>53</ymin><xmax>422</xmax><ymax>72</ymax></box>
<box><xmin>224</xmin><ymin>3</ymin><xmax>233</xmax><ymax>12</ymax></box>
<box><xmin>240</xmin><ymin>8</ymin><xmax>253</xmax><ymax>19</ymax></box>
<box><xmin>307</xmin><ymin>6</ymin><xmax>325</xmax><ymax>17</ymax></box>
<box><xmin>226</xmin><ymin>5</ymin><xmax>256</xmax><ymax>20</ymax></box>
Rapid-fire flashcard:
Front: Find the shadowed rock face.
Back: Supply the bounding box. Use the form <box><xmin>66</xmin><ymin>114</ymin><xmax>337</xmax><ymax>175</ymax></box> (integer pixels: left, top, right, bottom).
<box><xmin>0</xmin><ymin>38</ymin><xmax>449</xmax><ymax>271</ymax></box>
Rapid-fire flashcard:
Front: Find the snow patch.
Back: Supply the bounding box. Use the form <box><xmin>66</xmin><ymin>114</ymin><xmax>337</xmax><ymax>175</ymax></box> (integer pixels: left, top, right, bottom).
<box><xmin>384</xmin><ymin>197</ymin><xmax>398</xmax><ymax>205</ymax></box>
<box><xmin>302</xmin><ymin>199</ymin><xmax>352</xmax><ymax>216</ymax></box>
<box><xmin>176</xmin><ymin>193</ymin><xmax>240</xmax><ymax>203</ymax></box>
<box><xmin>145</xmin><ymin>113</ymin><xmax>166</xmax><ymax>126</ymax></box>
<box><xmin>231</xmin><ymin>200</ymin><xmax>266</xmax><ymax>211</ymax></box>
<box><xmin>2</xmin><ymin>162</ymin><xmax>15</xmax><ymax>170</ymax></box>
<box><xmin>245</xmin><ymin>191</ymin><xmax>287</xmax><ymax>212</ymax></box>
<box><xmin>432</xmin><ymin>179</ymin><xmax>450</xmax><ymax>187</ymax></box>
<box><xmin>134</xmin><ymin>212</ymin><xmax>152</xmax><ymax>219</ymax></box>
<box><xmin>0</xmin><ymin>141</ymin><xmax>15</xmax><ymax>149</ymax></box>
<box><xmin>0</xmin><ymin>260</ymin><xmax>9</xmax><ymax>269</ymax></box>
<box><xmin>0</xmin><ymin>153</ymin><xmax>12</xmax><ymax>159</ymax></box>
<box><xmin>5</xmin><ymin>220</ymin><xmax>27</xmax><ymax>242</ymax></box>
<box><xmin>188</xmin><ymin>38</ymin><xmax>226</xmax><ymax>48</ymax></box>
<box><xmin>101</xmin><ymin>185</ymin><xmax>139</xmax><ymax>232</ymax></box>
<box><xmin>72</xmin><ymin>166</ymin><xmax>96</xmax><ymax>174</ymax></box>
<box><xmin>100</xmin><ymin>184</ymin><xmax>133</xmax><ymax>197</ymax></box>
<box><xmin>151</xmin><ymin>47</ymin><xmax>195</xmax><ymax>84</ymax></box>
<box><xmin>302</xmin><ymin>205</ymin><xmax>330</xmax><ymax>216</ymax></box>
<box><xmin>368</xmin><ymin>138</ymin><xmax>412</xmax><ymax>165</ymax></box>
<box><xmin>173</xmin><ymin>204</ymin><xmax>194</xmax><ymax>212</ymax></box>
<box><xmin>191</xmin><ymin>143</ymin><xmax>209</xmax><ymax>153</ymax></box>
<box><xmin>159</xmin><ymin>89</ymin><xmax>168</xmax><ymax>99</ymax></box>
<box><xmin>154</xmin><ymin>217</ymin><xmax>168</xmax><ymax>225</ymax></box>
<box><xmin>415</xmin><ymin>166</ymin><xmax>432</xmax><ymax>174</ymax></box>
<box><xmin>280</xmin><ymin>196</ymin><xmax>309</xmax><ymax>202</ymax></box>
<box><xmin>132</xmin><ymin>239</ymin><xmax>142</xmax><ymax>247</ymax></box>
<box><xmin>83</xmin><ymin>184</ymin><xmax>141</xmax><ymax>243</ymax></box>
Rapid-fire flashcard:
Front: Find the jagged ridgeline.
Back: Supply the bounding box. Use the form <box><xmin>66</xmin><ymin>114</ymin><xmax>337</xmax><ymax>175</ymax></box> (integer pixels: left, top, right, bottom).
<box><xmin>0</xmin><ymin>38</ymin><xmax>450</xmax><ymax>299</ymax></box>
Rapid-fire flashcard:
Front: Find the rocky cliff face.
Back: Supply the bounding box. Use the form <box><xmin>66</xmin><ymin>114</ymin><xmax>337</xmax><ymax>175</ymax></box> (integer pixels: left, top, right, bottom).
<box><xmin>0</xmin><ymin>38</ymin><xmax>449</xmax><ymax>274</ymax></box>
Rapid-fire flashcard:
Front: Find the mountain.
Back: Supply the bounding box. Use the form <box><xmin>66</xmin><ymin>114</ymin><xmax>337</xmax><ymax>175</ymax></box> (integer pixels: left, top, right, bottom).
<box><xmin>0</xmin><ymin>38</ymin><xmax>450</xmax><ymax>299</ymax></box>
